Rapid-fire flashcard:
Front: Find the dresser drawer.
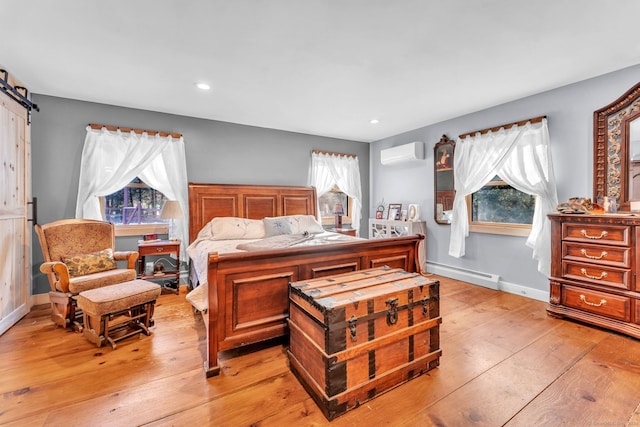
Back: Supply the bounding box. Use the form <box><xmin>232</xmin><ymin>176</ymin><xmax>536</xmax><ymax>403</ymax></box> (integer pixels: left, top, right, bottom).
<box><xmin>562</xmin><ymin>285</ymin><xmax>631</xmax><ymax>322</ymax></box>
<box><xmin>562</xmin><ymin>242</ymin><xmax>631</xmax><ymax>268</ymax></box>
<box><xmin>562</xmin><ymin>261</ymin><xmax>631</xmax><ymax>290</ymax></box>
<box><xmin>562</xmin><ymin>223</ymin><xmax>630</xmax><ymax>246</ymax></box>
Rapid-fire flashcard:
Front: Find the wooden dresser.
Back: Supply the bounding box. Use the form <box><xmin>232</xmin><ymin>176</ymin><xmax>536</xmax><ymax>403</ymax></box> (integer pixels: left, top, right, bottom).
<box><xmin>548</xmin><ymin>213</ymin><xmax>640</xmax><ymax>338</ymax></box>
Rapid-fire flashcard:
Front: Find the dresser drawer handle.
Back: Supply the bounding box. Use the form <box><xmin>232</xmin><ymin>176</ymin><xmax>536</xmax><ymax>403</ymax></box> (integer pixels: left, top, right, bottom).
<box><xmin>580</xmin><ymin>268</ymin><xmax>607</xmax><ymax>280</ymax></box>
<box><xmin>580</xmin><ymin>249</ymin><xmax>608</xmax><ymax>260</ymax></box>
<box><xmin>156</xmin><ymin>247</ymin><xmax>164</xmax><ymax>252</ymax></box>
<box><xmin>580</xmin><ymin>229</ymin><xmax>608</xmax><ymax>239</ymax></box>
<box><xmin>579</xmin><ymin>294</ymin><xmax>607</xmax><ymax>307</ymax></box>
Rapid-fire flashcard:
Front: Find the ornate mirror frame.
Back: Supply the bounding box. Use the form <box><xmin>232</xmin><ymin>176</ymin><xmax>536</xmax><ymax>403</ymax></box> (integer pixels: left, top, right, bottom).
<box><xmin>594</xmin><ymin>82</ymin><xmax>640</xmax><ymax>210</ymax></box>
<box><xmin>434</xmin><ymin>134</ymin><xmax>455</xmax><ymax>224</ymax></box>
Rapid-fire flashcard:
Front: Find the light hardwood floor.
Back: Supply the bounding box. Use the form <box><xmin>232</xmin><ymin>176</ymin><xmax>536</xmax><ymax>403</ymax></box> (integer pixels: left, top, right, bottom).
<box><xmin>2</xmin><ymin>275</ymin><xmax>640</xmax><ymax>426</ymax></box>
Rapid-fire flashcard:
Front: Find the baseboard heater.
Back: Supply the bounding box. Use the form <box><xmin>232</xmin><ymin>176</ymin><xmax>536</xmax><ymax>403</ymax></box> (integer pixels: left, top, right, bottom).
<box><xmin>426</xmin><ymin>262</ymin><xmax>500</xmax><ymax>290</ymax></box>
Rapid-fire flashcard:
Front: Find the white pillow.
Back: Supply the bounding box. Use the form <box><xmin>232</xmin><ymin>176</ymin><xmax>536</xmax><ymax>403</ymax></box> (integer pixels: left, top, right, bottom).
<box><xmin>263</xmin><ymin>217</ymin><xmax>293</xmax><ymax>237</ymax></box>
<box><xmin>211</xmin><ymin>217</ymin><xmax>266</xmax><ymax>240</ymax></box>
<box><xmin>287</xmin><ymin>215</ymin><xmax>325</xmax><ymax>234</ymax></box>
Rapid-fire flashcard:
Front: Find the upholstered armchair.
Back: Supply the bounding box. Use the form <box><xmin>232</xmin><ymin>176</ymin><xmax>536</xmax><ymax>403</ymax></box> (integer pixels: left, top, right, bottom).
<box><xmin>35</xmin><ymin>219</ymin><xmax>139</xmax><ymax>329</ymax></box>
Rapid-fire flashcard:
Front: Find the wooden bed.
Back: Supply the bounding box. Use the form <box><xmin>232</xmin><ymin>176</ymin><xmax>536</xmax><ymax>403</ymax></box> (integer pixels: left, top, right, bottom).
<box><xmin>188</xmin><ymin>183</ymin><xmax>424</xmax><ymax>377</ymax></box>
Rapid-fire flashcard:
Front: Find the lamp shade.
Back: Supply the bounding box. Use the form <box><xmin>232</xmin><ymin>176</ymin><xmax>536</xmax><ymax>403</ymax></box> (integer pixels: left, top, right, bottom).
<box><xmin>333</xmin><ymin>203</ymin><xmax>344</xmax><ymax>215</ymax></box>
<box><xmin>160</xmin><ymin>200</ymin><xmax>183</xmax><ymax>220</ymax></box>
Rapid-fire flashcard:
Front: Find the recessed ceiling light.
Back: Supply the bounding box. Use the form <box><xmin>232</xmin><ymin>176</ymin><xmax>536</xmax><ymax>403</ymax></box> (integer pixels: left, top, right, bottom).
<box><xmin>370</xmin><ymin>119</ymin><xmax>379</xmax><ymax>124</ymax></box>
<box><xmin>196</xmin><ymin>82</ymin><xmax>211</xmax><ymax>91</ymax></box>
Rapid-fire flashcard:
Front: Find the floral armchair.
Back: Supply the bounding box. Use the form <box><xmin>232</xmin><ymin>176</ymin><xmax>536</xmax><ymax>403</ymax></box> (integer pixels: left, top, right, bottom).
<box><xmin>35</xmin><ymin>219</ymin><xmax>139</xmax><ymax>329</ymax></box>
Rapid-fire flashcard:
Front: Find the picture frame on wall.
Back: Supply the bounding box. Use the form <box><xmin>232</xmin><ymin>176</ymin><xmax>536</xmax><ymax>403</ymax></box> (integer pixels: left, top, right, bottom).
<box><xmin>388</xmin><ymin>203</ymin><xmax>402</xmax><ymax>220</ymax></box>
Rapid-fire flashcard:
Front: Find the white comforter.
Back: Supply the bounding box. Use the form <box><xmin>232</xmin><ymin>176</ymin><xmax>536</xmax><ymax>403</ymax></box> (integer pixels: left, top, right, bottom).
<box><xmin>187</xmin><ymin>231</ymin><xmax>360</xmax><ymax>289</ymax></box>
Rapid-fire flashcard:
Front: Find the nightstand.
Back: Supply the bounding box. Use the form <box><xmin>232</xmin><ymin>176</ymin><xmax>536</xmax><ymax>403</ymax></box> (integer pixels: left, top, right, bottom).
<box><xmin>369</xmin><ymin>219</ymin><xmax>427</xmax><ymax>271</ymax></box>
<box><xmin>137</xmin><ymin>239</ymin><xmax>180</xmax><ymax>294</ymax></box>
<box><xmin>329</xmin><ymin>227</ymin><xmax>357</xmax><ymax>237</ymax></box>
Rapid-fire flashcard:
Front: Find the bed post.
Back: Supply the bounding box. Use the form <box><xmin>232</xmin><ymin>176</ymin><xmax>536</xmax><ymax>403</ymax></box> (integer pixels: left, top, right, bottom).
<box><xmin>415</xmin><ymin>234</ymin><xmax>424</xmax><ymax>274</ymax></box>
<box><xmin>205</xmin><ymin>252</ymin><xmax>221</xmax><ymax>377</ymax></box>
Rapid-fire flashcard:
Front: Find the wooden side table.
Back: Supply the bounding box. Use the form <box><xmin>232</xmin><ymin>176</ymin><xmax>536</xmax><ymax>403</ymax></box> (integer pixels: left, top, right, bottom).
<box><xmin>329</xmin><ymin>227</ymin><xmax>357</xmax><ymax>237</ymax></box>
<box><xmin>137</xmin><ymin>240</ymin><xmax>180</xmax><ymax>294</ymax></box>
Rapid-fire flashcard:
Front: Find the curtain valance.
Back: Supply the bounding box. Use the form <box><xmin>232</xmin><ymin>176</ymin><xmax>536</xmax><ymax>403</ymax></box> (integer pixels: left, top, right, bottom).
<box><xmin>449</xmin><ymin>118</ymin><xmax>558</xmax><ymax>275</ymax></box>
<box><xmin>76</xmin><ymin>125</ymin><xmax>189</xmax><ymax>258</ymax></box>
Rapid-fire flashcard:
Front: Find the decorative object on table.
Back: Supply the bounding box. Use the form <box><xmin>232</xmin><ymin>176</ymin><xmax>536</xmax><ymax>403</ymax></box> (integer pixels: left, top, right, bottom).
<box><xmin>603</xmin><ymin>196</ymin><xmax>617</xmax><ymax>213</ymax></box>
<box><xmin>160</xmin><ymin>200</ymin><xmax>183</xmax><ymax>241</ymax></box>
<box><xmin>333</xmin><ymin>203</ymin><xmax>344</xmax><ymax>228</ymax></box>
<box><xmin>153</xmin><ymin>262</ymin><xmax>165</xmax><ymax>276</ymax></box>
<box><xmin>375</xmin><ymin>204</ymin><xmax>384</xmax><ymax>219</ymax></box>
<box><xmin>375</xmin><ymin>199</ymin><xmax>385</xmax><ymax>219</ymax></box>
<box><xmin>387</xmin><ymin>203</ymin><xmax>402</xmax><ymax>220</ymax></box>
<box><xmin>434</xmin><ymin>135</ymin><xmax>455</xmax><ymax>225</ymax></box>
<box><xmin>407</xmin><ymin>203</ymin><xmax>420</xmax><ymax>221</ymax></box>
<box><xmin>400</xmin><ymin>209</ymin><xmax>408</xmax><ymax>221</ymax></box>
<box><xmin>555</xmin><ymin>197</ymin><xmax>604</xmax><ymax>214</ymax></box>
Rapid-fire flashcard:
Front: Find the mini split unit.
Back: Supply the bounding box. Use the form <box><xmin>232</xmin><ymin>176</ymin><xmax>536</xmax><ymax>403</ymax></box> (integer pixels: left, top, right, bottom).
<box><xmin>380</xmin><ymin>141</ymin><xmax>424</xmax><ymax>165</ymax></box>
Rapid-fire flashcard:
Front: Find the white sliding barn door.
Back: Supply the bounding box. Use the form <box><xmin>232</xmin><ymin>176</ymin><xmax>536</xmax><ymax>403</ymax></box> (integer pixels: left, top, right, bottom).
<box><xmin>0</xmin><ymin>86</ymin><xmax>31</xmax><ymax>335</ymax></box>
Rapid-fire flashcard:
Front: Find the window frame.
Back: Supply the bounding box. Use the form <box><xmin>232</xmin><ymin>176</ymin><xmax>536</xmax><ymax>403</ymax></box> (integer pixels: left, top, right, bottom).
<box><xmin>100</xmin><ymin>178</ymin><xmax>170</xmax><ymax>237</ymax></box>
<box><xmin>318</xmin><ymin>188</ymin><xmax>354</xmax><ymax>227</ymax></box>
<box><xmin>466</xmin><ymin>177</ymin><xmax>534</xmax><ymax>237</ymax></box>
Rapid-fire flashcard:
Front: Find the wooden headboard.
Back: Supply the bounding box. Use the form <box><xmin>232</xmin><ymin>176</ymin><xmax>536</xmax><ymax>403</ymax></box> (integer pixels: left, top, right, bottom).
<box><xmin>188</xmin><ymin>183</ymin><xmax>318</xmax><ymax>242</ymax></box>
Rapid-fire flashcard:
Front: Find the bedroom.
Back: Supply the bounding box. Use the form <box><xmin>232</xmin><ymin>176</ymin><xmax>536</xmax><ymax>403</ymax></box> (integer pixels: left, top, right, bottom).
<box><xmin>2</xmin><ymin>0</ymin><xmax>640</xmax><ymax>424</ymax></box>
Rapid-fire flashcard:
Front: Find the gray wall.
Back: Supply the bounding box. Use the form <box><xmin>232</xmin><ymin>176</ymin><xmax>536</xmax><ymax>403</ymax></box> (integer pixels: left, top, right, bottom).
<box><xmin>31</xmin><ymin>96</ymin><xmax>370</xmax><ymax>294</ymax></box>
<box><xmin>371</xmin><ymin>64</ymin><xmax>640</xmax><ymax>295</ymax></box>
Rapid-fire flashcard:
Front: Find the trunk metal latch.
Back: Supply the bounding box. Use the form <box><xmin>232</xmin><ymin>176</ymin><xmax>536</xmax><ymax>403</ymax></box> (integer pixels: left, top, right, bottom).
<box><xmin>386</xmin><ymin>297</ymin><xmax>398</xmax><ymax>325</ymax></box>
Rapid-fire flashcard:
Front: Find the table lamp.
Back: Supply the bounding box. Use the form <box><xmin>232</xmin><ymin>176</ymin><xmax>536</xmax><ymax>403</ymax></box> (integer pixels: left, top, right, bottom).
<box><xmin>160</xmin><ymin>200</ymin><xmax>183</xmax><ymax>240</ymax></box>
<box><xmin>333</xmin><ymin>203</ymin><xmax>344</xmax><ymax>228</ymax></box>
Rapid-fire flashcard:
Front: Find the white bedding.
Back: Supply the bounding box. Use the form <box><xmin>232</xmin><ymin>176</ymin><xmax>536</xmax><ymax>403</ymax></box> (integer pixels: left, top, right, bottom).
<box><xmin>185</xmin><ymin>213</ymin><xmax>362</xmax><ymax>312</ymax></box>
<box><xmin>187</xmin><ymin>230</ymin><xmax>361</xmax><ymax>290</ymax></box>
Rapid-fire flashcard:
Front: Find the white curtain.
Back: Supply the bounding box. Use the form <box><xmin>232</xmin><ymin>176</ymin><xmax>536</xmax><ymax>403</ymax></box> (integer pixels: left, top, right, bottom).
<box><xmin>76</xmin><ymin>126</ymin><xmax>189</xmax><ymax>259</ymax></box>
<box><xmin>448</xmin><ymin>119</ymin><xmax>558</xmax><ymax>275</ymax></box>
<box><xmin>309</xmin><ymin>152</ymin><xmax>362</xmax><ymax>235</ymax></box>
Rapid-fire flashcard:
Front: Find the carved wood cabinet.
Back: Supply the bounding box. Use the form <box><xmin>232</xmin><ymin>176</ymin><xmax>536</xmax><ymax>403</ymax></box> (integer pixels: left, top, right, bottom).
<box><xmin>548</xmin><ymin>213</ymin><xmax>640</xmax><ymax>338</ymax></box>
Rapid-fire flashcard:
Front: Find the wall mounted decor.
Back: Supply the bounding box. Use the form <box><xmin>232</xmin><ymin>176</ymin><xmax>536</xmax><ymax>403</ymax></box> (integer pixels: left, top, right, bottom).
<box><xmin>434</xmin><ymin>135</ymin><xmax>455</xmax><ymax>224</ymax></box>
<box><xmin>593</xmin><ymin>82</ymin><xmax>640</xmax><ymax>210</ymax></box>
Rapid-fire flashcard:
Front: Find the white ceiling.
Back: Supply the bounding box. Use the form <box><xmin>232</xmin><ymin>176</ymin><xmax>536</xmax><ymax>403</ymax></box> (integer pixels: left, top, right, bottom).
<box><xmin>2</xmin><ymin>1</ymin><xmax>640</xmax><ymax>142</ymax></box>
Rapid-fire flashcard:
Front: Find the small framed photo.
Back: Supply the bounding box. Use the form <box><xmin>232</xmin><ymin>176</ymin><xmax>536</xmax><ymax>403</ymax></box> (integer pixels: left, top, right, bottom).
<box><xmin>400</xmin><ymin>209</ymin><xmax>408</xmax><ymax>221</ymax></box>
<box><xmin>388</xmin><ymin>203</ymin><xmax>402</xmax><ymax>220</ymax></box>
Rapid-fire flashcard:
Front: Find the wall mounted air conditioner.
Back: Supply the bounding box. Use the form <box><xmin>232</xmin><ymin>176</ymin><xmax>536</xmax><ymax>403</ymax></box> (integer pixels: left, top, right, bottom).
<box><xmin>380</xmin><ymin>141</ymin><xmax>424</xmax><ymax>165</ymax></box>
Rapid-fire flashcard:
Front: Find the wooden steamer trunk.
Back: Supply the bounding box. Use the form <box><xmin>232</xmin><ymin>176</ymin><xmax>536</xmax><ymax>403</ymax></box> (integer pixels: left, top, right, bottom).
<box><xmin>287</xmin><ymin>267</ymin><xmax>441</xmax><ymax>420</ymax></box>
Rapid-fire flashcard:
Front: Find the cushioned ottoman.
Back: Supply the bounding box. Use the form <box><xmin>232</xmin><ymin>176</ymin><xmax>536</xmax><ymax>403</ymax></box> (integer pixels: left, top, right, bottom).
<box><xmin>76</xmin><ymin>279</ymin><xmax>161</xmax><ymax>349</ymax></box>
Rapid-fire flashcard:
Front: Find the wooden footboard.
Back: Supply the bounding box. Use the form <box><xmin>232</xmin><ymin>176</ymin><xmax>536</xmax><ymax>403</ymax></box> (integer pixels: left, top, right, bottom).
<box><xmin>204</xmin><ymin>234</ymin><xmax>423</xmax><ymax>377</ymax></box>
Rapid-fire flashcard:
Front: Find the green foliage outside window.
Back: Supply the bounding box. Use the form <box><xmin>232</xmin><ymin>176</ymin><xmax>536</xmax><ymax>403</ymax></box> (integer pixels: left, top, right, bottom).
<box><xmin>104</xmin><ymin>178</ymin><xmax>168</xmax><ymax>224</ymax></box>
<box><xmin>471</xmin><ymin>177</ymin><xmax>535</xmax><ymax>225</ymax></box>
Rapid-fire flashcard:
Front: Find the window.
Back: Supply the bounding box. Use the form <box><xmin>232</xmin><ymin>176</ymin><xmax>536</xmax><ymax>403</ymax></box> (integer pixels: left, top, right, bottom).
<box><xmin>102</xmin><ymin>178</ymin><xmax>170</xmax><ymax>236</ymax></box>
<box><xmin>309</xmin><ymin>151</ymin><xmax>362</xmax><ymax>234</ymax></box>
<box><xmin>467</xmin><ymin>175</ymin><xmax>535</xmax><ymax>237</ymax></box>
<box><xmin>77</xmin><ymin>126</ymin><xmax>188</xmax><ymax>244</ymax></box>
<box><xmin>318</xmin><ymin>188</ymin><xmax>353</xmax><ymax>226</ymax></box>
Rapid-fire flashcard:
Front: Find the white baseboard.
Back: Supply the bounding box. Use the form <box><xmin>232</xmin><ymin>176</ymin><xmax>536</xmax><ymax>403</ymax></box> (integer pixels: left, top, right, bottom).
<box><xmin>497</xmin><ymin>279</ymin><xmax>549</xmax><ymax>302</ymax></box>
<box><xmin>426</xmin><ymin>261</ymin><xmax>549</xmax><ymax>302</ymax></box>
<box><xmin>426</xmin><ymin>262</ymin><xmax>500</xmax><ymax>290</ymax></box>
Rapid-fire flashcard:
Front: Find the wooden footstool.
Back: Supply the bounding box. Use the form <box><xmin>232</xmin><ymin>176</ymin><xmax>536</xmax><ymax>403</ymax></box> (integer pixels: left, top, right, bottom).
<box><xmin>76</xmin><ymin>279</ymin><xmax>161</xmax><ymax>349</ymax></box>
